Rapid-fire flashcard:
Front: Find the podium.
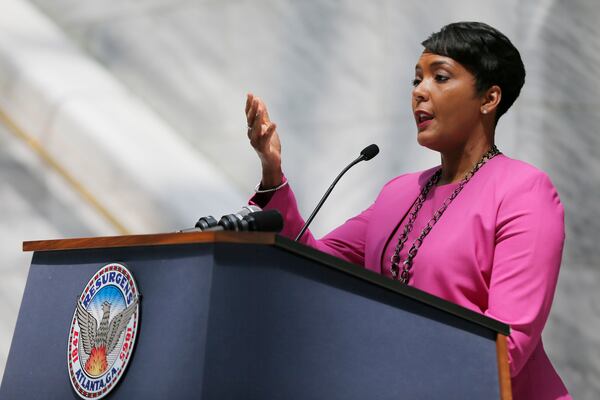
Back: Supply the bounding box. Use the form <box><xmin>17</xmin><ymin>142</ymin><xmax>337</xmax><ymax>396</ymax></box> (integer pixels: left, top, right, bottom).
<box><xmin>1</xmin><ymin>232</ymin><xmax>511</xmax><ymax>399</ymax></box>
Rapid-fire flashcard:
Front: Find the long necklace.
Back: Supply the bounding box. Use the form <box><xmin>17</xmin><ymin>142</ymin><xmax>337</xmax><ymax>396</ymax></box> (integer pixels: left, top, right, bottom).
<box><xmin>390</xmin><ymin>145</ymin><xmax>501</xmax><ymax>284</ymax></box>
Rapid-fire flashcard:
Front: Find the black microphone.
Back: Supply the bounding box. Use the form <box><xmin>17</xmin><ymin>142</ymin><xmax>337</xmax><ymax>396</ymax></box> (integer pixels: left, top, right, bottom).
<box><xmin>180</xmin><ymin>205</ymin><xmax>261</xmax><ymax>232</ymax></box>
<box><xmin>195</xmin><ymin>215</ymin><xmax>218</xmax><ymax>230</ymax></box>
<box><xmin>294</xmin><ymin>144</ymin><xmax>379</xmax><ymax>242</ymax></box>
<box><xmin>243</xmin><ymin>209</ymin><xmax>284</xmax><ymax>232</ymax></box>
<box><xmin>204</xmin><ymin>210</ymin><xmax>284</xmax><ymax>232</ymax></box>
<box><xmin>217</xmin><ymin>205</ymin><xmax>262</xmax><ymax>230</ymax></box>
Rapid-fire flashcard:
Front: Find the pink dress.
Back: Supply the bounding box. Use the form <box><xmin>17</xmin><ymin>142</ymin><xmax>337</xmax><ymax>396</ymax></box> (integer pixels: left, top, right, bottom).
<box><xmin>251</xmin><ymin>154</ymin><xmax>570</xmax><ymax>399</ymax></box>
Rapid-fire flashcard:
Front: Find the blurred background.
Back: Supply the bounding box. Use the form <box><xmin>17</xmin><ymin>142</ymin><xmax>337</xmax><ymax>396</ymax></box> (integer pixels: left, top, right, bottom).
<box><xmin>1</xmin><ymin>0</ymin><xmax>598</xmax><ymax>397</ymax></box>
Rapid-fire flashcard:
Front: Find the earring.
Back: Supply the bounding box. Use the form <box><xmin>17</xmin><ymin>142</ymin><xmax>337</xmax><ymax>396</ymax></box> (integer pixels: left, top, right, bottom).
<box><xmin>482</xmin><ymin>109</ymin><xmax>488</xmax><ymax>114</ymax></box>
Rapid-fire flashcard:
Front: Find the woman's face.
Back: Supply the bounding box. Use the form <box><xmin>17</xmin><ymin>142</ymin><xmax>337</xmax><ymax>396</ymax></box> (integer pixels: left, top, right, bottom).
<box><xmin>412</xmin><ymin>52</ymin><xmax>484</xmax><ymax>152</ymax></box>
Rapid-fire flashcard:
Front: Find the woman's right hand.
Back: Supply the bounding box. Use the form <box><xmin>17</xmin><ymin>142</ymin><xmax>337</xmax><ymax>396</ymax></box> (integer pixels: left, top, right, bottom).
<box><xmin>245</xmin><ymin>93</ymin><xmax>283</xmax><ymax>188</ymax></box>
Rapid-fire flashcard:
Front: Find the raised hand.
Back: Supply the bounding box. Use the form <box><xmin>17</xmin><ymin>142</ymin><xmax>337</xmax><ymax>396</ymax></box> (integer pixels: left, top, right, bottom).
<box><xmin>245</xmin><ymin>93</ymin><xmax>283</xmax><ymax>188</ymax></box>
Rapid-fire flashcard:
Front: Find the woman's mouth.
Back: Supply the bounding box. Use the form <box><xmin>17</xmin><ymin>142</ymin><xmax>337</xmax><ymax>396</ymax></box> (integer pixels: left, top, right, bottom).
<box><xmin>415</xmin><ymin>110</ymin><xmax>434</xmax><ymax>131</ymax></box>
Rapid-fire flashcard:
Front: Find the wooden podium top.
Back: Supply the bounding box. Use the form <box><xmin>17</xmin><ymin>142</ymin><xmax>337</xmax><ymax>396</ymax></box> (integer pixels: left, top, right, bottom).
<box><xmin>23</xmin><ymin>231</ymin><xmax>277</xmax><ymax>252</ymax></box>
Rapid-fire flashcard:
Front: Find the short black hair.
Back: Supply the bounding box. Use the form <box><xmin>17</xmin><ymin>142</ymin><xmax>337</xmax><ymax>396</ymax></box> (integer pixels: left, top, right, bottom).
<box><xmin>422</xmin><ymin>22</ymin><xmax>526</xmax><ymax>123</ymax></box>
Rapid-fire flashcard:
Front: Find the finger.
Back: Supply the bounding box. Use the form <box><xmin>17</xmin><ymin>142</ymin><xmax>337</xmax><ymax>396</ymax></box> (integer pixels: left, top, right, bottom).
<box><xmin>246</xmin><ymin>104</ymin><xmax>256</xmax><ymax>126</ymax></box>
<box><xmin>247</xmin><ymin>98</ymin><xmax>258</xmax><ymax>126</ymax></box>
<box><xmin>255</xmin><ymin>98</ymin><xmax>271</xmax><ymax>123</ymax></box>
<box><xmin>259</xmin><ymin>122</ymin><xmax>276</xmax><ymax>144</ymax></box>
<box><xmin>262</xmin><ymin>102</ymin><xmax>271</xmax><ymax>122</ymax></box>
<box><xmin>247</xmin><ymin>102</ymin><xmax>260</xmax><ymax>140</ymax></box>
<box><xmin>248</xmin><ymin>122</ymin><xmax>261</xmax><ymax>144</ymax></box>
<box><xmin>264</xmin><ymin>122</ymin><xmax>277</xmax><ymax>140</ymax></box>
<box><xmin>252</xmin><ymin>106</ymin><xmax>263</xmax><ymax>133</ymax></box>
<box><xmin>245</xmin><ymin>93</ymin><xmax>253</xmax><ymax>115</ymax></box>
<box><xmin>252</xmin><ymin>122</ymin><xmax>274</xmax><ymax>150</ymax></box>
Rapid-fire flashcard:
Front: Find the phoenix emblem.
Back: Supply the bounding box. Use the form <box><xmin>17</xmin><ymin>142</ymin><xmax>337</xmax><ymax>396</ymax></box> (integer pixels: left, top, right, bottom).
<box><xmin>76</xmin><ymin>297</ymin><xmax>139</xmax><ymax>376</ymax></box>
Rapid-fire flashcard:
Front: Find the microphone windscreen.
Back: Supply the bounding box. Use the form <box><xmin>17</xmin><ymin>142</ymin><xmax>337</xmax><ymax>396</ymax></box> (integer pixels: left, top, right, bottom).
<box><xmin>245</xmin><ymin>210</ymin><xmax>284</xmax><ymax>232</ymax></box>
<box><xmin>195</xmin><ymin>215</ymin><xmax>218</xmax><ymax>230</ymax></box>
<box><xmin>217</xmin><ymin>205</ymin><xmax>263</xmax><ymax>230</ymax></box>
<box><xmin>360</xmin><ymin>144</ymin><xmax>379</xmax><ymax>160</ymax></box>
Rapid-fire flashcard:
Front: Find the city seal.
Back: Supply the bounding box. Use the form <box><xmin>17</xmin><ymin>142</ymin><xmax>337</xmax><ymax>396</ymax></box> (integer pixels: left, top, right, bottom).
<box><xmin>67</xmin><ymin>263</ymin><xmax>140</xmax><ymax>399</ymax></box>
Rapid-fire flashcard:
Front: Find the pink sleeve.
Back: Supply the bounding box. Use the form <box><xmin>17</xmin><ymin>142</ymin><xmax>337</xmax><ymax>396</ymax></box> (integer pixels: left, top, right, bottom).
<box><xmin>250</xmin><ymin>180</ymin><xmax>372</xmax><ymax>266</ymax></box>
<box><xmin>484</xmin><ymin>172</ymin><xmax>565</xmax><ymax>377</ymax></box>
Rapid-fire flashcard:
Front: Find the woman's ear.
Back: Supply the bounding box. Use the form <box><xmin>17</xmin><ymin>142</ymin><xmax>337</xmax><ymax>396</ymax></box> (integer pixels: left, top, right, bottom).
<box><xmin>480</xmin><ymin>85</ymin><xmax>501</xmax><ymax>115</ymax></box>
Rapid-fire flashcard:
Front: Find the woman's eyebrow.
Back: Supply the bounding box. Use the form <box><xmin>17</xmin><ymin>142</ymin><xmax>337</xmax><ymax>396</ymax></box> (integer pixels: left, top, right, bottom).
<box><xmin>430</xmin><ymin>60</ymin><xmax>452</xmax><ymax>68</ymax></box>
<box><xmin>415</xmin><ymin>60</ymin><xmax>452</xmax><ymax>71</ymax></box>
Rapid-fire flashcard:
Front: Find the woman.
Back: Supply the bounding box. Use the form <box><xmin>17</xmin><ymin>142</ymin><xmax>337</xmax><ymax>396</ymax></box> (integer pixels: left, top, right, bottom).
<box><xmin>245</xmin><ymin>22</ymin><xmax>570</xmax><ymax>400</ymax></box>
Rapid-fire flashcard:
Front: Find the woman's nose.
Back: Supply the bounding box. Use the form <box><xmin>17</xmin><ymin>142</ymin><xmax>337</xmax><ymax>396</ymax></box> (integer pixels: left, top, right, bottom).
<box><xmin>412</xmin><ymin>81</ymin><xmax>429</xmax><ymax>103</ymax></box>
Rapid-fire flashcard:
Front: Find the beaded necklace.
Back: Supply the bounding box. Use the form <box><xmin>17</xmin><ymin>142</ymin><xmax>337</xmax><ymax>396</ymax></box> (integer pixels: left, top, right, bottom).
<box><xmin>390</xmin><ymin>145</ymin><xmax>501</xmax><ymax>284</ymax></box>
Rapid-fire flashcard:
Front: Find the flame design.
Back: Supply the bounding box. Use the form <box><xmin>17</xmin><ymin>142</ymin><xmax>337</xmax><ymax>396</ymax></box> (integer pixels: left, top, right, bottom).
<box><xmin>84</xmin><ymin>346</ymin><xmax>108</xmax><ymax>376</ymax></box>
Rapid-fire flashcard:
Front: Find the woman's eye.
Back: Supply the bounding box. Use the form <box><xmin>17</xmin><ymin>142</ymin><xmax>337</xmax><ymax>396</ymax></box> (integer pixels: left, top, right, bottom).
<box><xmin>435</xmin><ymin>74</ymin><xmax>449</xmax><ymax>82</ymax></box>
<box><xmin>412</xmin><ymin>78</ymin><xmax>422</xmax><ymax>87</ymax></box>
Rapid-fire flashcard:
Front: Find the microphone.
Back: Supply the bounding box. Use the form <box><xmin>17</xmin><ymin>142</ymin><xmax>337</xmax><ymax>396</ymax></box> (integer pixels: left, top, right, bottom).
<box><xmin>204</xmin><ymin>210</ymin><xmax>284</xmax><ymax>232</ymax></box>
<box><xmin>360</xmin><ymin>144</ymin><xmax>379</xmax><ymax>160</ymax></box>
<box><xmin>195</xmin><ymin>215</ymin><xmax>218</xmax><ymax>230</ymax></box>
<box><xmin>294</xmin><ymin>144</ymin><xmax>379</xmax><ymax>242</ymax></box>
<box><xmin>180</xmin><ymin>205</ymin><xmax>261</xmax><ymax>232</ymax></box>
<box><xmin>216</xmin><ymin>205</ymin><xmax>262</xmax><ymax>230</ymax></box>
<box><xmin>243</xmin><ymin>209</ymin><xmax>284</xmax><ymax>232</ymax></box>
